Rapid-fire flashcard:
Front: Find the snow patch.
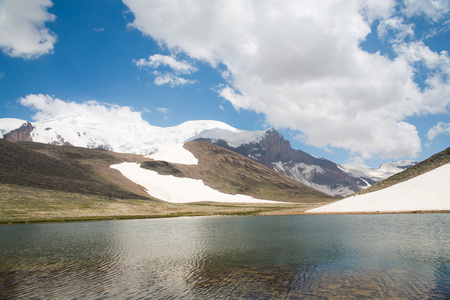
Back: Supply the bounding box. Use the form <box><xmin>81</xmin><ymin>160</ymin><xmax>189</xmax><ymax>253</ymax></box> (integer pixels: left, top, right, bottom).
<box><xmin>272</xmin><ymin>161</ymin><xmax>353</xmax><ymax>196</ymax></box>
<box><xmin>111</xmin><ymin>162</ymin><xmax>283</xmax><ymax>204</ymax></box>
<box><xmin>307</xmin><ymin>164</ymin><xmax>450</xmax><ymax>213</ymax></box>
<box><xmin>147</xmin><ymin>144</ymin><xmax>198</xmax><ymax>165</ymax></box>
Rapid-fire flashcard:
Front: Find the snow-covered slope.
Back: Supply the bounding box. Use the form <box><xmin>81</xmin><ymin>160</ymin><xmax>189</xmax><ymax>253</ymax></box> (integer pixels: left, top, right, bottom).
<box><xmin>340</xmin><ymin>160</ymin><xmax>417</xmax><ymax>182</ymax></box>
<box><xmin>0</xmin><ymin>118</ymin><xmax>27</xmax><ymax>138</ymax></box>
<box><xmin>307</xmin><ymin>164</ymin><xmax>450</xmax><ymax>213</ymax></box>
<box><xmin>111</xmin><ymin>162</ymin><xmax>285</xmax><ymax>204</ymax></box>
<box><xmin>1</xmin><ymin>116</ymin><xmax>235</xmax><ymax>156</ymax></box>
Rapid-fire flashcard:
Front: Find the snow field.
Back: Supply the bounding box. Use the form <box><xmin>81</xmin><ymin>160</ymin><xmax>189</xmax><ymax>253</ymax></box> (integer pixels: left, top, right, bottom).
<box><xmin>307</xmin><ymin>164</ymin><xmax>450</xmax><ymax>213</ymax></box>
<box><xmin>111</xmin><ymin>162</ymin><xmax>284</xmax><ymax>204</ymax></box>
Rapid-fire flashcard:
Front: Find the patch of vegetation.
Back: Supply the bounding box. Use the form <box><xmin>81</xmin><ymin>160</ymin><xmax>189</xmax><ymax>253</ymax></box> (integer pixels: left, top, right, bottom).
<box><xmin>357</xmin><ymin>147</ymin><xmax>450</xmax><ymax>195</ymax></box>
<box><xmin>0</xmin><ymin>183</ymin><xmax>315</xmax><ymax>223</ymax></box>
<box><xmin>141</xmin><ymin>160</ymin><xmax>184</xmax><ymax>177</ymax></box>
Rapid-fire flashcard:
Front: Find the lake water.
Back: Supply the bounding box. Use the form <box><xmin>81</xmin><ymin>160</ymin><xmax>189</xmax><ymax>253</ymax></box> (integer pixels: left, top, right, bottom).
<box><xmin>1</xmin><ymin>214</ymin><xmax>449</xmax><ymax>299</ymax></box>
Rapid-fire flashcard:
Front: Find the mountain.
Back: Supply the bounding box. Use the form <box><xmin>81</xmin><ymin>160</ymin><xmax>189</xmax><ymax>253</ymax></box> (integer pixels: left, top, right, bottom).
<box><xmin>0</xmin><ymin>139</ymin><xmax>332</xmax><ymax>205</ymax></box>
<box><xmin>112</xmin><ymin>141</ymin><xmax>333</xmax><ymax>203</ymax></box>
<box><xmin>1</xmin><ymin>117</ymin><xmax>413</xmax><ymax>197</ymax></box>
<box><xmin>339</xmin><ymin>160</ymin><xmax>417</xmax><ymax>182</ymax></box>
<box><xmin>2</xmin><ymin>116</ymin><xmax>236</xmax><ymax>154</ymax></box>
<box><xmin>187</xmin><ymin>128</ymin><xmax>372</xmax><ymax>197</ymax></box>
<box><xmin>307</xmin><ymin>148</ymin><xmax>450</xmax><ymax>213</ymax></box>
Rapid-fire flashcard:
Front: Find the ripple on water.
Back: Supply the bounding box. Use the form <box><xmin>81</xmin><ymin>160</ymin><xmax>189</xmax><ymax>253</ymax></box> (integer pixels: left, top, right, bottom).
<box><xmin>0</xmin><ymin>215</ymin><xmax>449</xmax><ymax>299</ymax></box>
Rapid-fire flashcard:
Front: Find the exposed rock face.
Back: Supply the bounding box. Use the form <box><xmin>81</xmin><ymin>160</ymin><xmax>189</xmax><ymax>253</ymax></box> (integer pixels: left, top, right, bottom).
<box><xmin>4</xmin><ymin>122</ymin><xmax>34</xmax><ymax>142</ymax></box>
<box><xmin>196</xmin><ymin>129</ymin><xmax>371</xmax><ymax>197</ymax></box>
<box><xmin>4</xmin><ymin>122</ymin><xmax>73</xmax><ymax>146</ymax></box>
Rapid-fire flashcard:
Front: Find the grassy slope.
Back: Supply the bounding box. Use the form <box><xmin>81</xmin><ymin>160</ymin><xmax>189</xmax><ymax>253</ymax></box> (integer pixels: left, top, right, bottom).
<box><xmin>356</xmin><ymin>147</ymin><xmax>450</xmax><ymax>195</ymax></box>
<box><xmin>1</xmin><ymin>140</ymin><xmax>332</xmax><ymax>222</ymax></box>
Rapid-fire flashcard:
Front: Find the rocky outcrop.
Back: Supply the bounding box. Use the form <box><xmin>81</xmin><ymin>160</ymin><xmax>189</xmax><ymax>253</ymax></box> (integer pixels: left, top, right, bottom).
<box><xmin>4</xmin><ymin>122</ymin><xmax>34</xmax><ymax>142</ymax></box>
<box><xmin>196</xmin><ymin>128</ymin><xmax>370</xmax><ymax>197</ymax></box>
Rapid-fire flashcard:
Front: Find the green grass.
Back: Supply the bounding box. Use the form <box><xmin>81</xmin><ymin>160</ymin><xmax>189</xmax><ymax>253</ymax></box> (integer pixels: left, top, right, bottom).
<box><xmin>0</xmin><ymin>183</ymin><xmax>325</xmax><ymax>223</ymax></box>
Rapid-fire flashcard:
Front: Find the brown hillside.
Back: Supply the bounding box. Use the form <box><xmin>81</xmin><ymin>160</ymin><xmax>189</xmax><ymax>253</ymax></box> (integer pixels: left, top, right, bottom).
<box><xmin>178</xmin><ymin>141</ymin><xmax>334</xmax><ymax>203</ymax></box>
<box><xmin>0</xmin><ymin>140</ymin><xmax>150</xmax><ymax>199</ymax></box>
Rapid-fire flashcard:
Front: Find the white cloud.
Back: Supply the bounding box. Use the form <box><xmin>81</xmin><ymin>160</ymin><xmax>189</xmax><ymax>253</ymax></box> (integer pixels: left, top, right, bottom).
<box><xmin>377</xmin><ymin>17</ymin><xmax>415</xmax><ymax>42</ymax></box>
<box><xmin>156</xmin><ymin>107</ymin><xmax>170</xmax><ymax>114</ymax></box>
<box><xmin>123</xmin><ymin>0</ymin><xmax>450</xmax><ymax>160</ymax></box>
<box><xmin>154</xmin><ymin>73</ymin><xmax>197</xmax><ymax>87</ymax></box>
<box><xmin>19</xmin><ymin>94</ymin><xmax>147</xmax><ymax>125</ymax></box>
<box><xmin>134</xmin><ymin>54</ymin><xmax>198</xmax><ymax>87</ymax></box>
<box><xmin>135</xmin><ymin>54</ymin><xmax>197</xmax><ymax>74</ymax></box>
<box><xmin>0</xmin><ymin>0</ymin><xmax>56</xmax><ymax>59</ymax></box>
<box><xmin>402</xmin><ymin>0</ymin><xmax>450</xmax><ymax>21</ymax></box>
<box><xmin>427</xmin><ymin>122</ymin><xmax>450</xmax><ymax>140</ymax></box>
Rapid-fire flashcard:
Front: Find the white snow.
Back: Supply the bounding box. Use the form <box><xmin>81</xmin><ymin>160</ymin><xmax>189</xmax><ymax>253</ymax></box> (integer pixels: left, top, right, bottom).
<box><xmin>307</xmin><ymin>164</ymin><xmax>450</xmax><ymax>213</ymax></box>
<box><xmin>111</xmin><ymin>162</ymin><xmax>283</xmax><ymax>204</ymax></box>
<box><xmin>272</xmin><ymin>161</ymin><xmax>353</xmax><ymax>197</ymax></box>
<box><xmin>0</xmin><ymin>116</ymin><xmax>241</xmax><ymax>156</ymax></box>
<box><xmin>0</xmin><ymin>118</ymin><xmax>27</xmax><ymax>138</ymax></box>
<box><xmin>186</xmin><ymin>127</ymin><xmax>268</xmax><ymax>147</ymax></box>
<box><xmin>147</xmin><ymin>144</ymin><xmax>198</xmax><ymax>165</ymax></box>
<box><xmin>340</xmin><ymin>160</ymin><xmax>417</xmax><ymax>182</ymax></box>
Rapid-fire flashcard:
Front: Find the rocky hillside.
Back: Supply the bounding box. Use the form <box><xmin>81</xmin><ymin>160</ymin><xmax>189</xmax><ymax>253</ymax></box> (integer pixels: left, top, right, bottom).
<box><xmin>194</xmin><ymin>128</ymin><xmax>369</xmax><ymax>197</ymax></box>
<box><xmin>1</xmin><ymin>118</ymin><xmax>414</xmax><ymax>198</ymax></box>
<box><xmin>181</xmin><ymin>141</ymin><xmax>333</xmax><ymax>202</ymax></box>
<box><xmin>0</xmin><ymin>139</ymin><xmax>333</xmax><ymax>204</ymax></box>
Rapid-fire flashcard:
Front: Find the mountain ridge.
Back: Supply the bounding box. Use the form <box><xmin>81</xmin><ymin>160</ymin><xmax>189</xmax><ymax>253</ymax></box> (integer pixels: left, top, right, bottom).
<box><xmin>307</xmin><ymin>148</ymin><xmax>450</xmax><ymax>213</ymax></box>
<box><xmin>1</xmin><ymin>117</ymin><xmax>416</xmax><ymax>197</ymax></box>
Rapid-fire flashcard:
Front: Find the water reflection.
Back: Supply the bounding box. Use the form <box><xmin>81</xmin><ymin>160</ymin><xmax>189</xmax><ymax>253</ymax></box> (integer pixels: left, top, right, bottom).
<box><xmin>1</xmin><ymin>214</ymin><xmax>449</xmax><ymax>299</ymax></box>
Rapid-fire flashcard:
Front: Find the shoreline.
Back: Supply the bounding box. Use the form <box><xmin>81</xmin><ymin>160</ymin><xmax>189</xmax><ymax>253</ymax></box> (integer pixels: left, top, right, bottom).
<box><xmin>2</xmin><ymin>209</ymin><xmax>449</xmax><ymax>225</ymax></box>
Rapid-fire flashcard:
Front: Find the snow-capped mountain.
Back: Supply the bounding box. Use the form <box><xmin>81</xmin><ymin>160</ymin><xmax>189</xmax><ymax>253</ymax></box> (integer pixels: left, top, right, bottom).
<box><xmin>189</xmin><ymin>128</ymin><xmax>371</xmax><ymax>197</ymax></box>
<box><xmin>339</xmin><ymin>161</ymin><xmax>418</xmax><ymax>182</ymax></box>
<box><xmin>1</xmin><ymin>116</ymin><xmax>415</xmax><ymax>197</ymax></box>
<box><xmin>1</xmin><ymin>116</ymin><xmax>236</xmax><ymax>155</ymax></box>
<box><xmin>0</xmin><ymin>118</ymin><xmax>27</xmax><ymax>139</ymax></box>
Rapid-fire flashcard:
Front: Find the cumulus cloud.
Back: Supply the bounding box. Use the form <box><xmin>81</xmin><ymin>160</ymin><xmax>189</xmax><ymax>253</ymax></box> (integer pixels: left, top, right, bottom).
<box><xmin>0</xmin><ymin>0</ymin><xmax>56</xmax><ymax>59</ymax></box>
<box><xmin>153</xmin><ymin>72</ymin><xmax>197</xmax><ymax>87</ymax></box>
<box><xmin>135</xmin><ymin>54</ymin><xmax>197</xmax><ymax>74</ymax></box>
<box><xmin>402</xmin><ymin>0</ymin><xmax>450</xmax><ymax>21</ymax></box>
<box><xmin>427</xmin><ymin>122</ymin><xmax>450</xmax><ymax>140</ymax></box>
<box><xmin>123</xmin><ymin>0</ymin><xmax>450</xmax><ymax>160</ymax></box>
<box><xmin>19</xmin><ymin>94</ymin><xmax>147</xmax><ymax>125</ymax></box>
<box><xmin>134</xmin><ymin>54</ymin><xmax>198</xmax><ymax>87</ymax></box>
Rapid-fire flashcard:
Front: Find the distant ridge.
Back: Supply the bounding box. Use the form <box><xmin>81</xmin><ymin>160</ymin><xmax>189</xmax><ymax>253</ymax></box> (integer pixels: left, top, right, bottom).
<box><xmin>356</xmin><ymin>147</ymin><xmax>449</xmax><ymax>195</ymax></box>
<box><xmin>307</xmin><ymin>148</ymin><xmax>450</xmax><ymax>213</ymax></box>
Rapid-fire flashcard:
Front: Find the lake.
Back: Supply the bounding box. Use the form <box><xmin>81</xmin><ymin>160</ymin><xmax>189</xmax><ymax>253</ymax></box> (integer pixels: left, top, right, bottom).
<box><xmin>1</xmin><ymin>214</ymin><xmax>449</xmax><ymax>299</ymax></box>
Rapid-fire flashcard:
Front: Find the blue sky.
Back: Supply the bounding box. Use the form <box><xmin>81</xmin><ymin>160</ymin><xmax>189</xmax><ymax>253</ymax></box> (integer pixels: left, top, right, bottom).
<box><xmin>0</xmin><ymin>0</ymin><xmax>449</xmax><ymax>168</ymax></box>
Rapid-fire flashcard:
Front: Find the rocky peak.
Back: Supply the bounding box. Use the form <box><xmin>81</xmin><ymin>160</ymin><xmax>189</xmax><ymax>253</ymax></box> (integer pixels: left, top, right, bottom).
<box><xmin>4</xmin><ymin>122</ymin><xmax>34</xmax><ymax>142</ymax></box>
